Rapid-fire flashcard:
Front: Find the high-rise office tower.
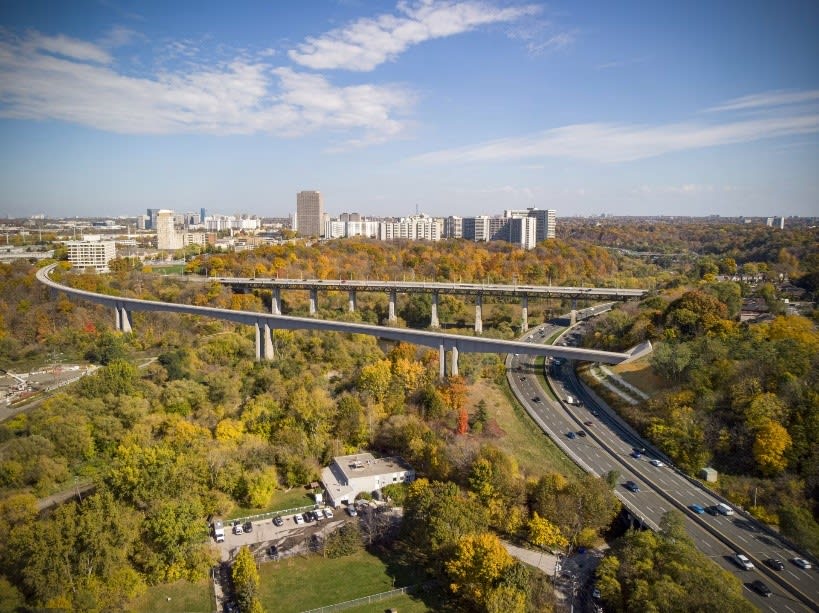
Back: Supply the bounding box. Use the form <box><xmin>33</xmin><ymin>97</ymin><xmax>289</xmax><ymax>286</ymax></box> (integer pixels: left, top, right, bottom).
<box><xmin>296</xmin><ymin>190</ymin><xmax>324</xmax><ymax>237</ymax></box>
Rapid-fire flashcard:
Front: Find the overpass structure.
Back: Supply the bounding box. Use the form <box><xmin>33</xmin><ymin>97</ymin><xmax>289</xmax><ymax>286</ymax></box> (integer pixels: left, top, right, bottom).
<box><xmin>209</xmin><ymin>276</ymin><xmax>648</xmax><ymax>333</ymax></box>
<box><xmin>38</xmin><ymin>265</ymin><xmax>651</xmax><ymax>378</ymax></box>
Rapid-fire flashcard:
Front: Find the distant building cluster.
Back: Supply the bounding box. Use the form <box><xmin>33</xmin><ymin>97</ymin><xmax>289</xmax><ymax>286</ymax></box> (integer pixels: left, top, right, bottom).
<box><xmin>296</xmin><ymin>191</ymin><xmax>557</xmax><ymax>250</ymax></box>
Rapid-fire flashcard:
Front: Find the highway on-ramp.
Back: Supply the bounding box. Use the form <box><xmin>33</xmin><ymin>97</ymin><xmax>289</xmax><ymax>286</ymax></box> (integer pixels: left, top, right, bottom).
<box><xmin>507</xmin><ymin>322</ymin><xmax>818</xmax><ymax>613</ymax></box>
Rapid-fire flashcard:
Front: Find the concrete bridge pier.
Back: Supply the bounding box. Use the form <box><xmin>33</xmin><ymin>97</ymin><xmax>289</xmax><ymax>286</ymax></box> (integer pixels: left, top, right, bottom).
<box><xmin>388</xmin><ymin>290</ymin><xmax>397</xmax><ymax>324</ymax></box>
<box><xmin>430</xmin><ymin>292</ymin><xmax>440</xmax><ymax>329</ymax></box>
<box><xmin>570</xmin><ymin>310</ymin><xmax>577</xmax><ymax>325</ymax></box>
<box><xmin>474</xmin><ymin>295</ymin><xmax>483</xmax><ymax>334</ymax></box>
<box><xmin>451</xmin><ymin>346</ymin><xmax>459</xmax><ymax>377</ymax></box>
<box><xmin>271</xmin><ymin>287</ymin><xmax>281</xmax><ymax>315</ymax></box>
<box><xmin>255</xmin><ymin>322</ymin><xmax>274</xmax><ymax>361</ymax></box>
<box><xmin>439</xmin><ymin>344</ymin><xmax>445</xmax><ymax>380</ymax></box>
<box><xmin>309</xmin><ymin>288</ymin><xmax>318</xmax><ymax>316</ymax></box>
<box><xmin>521</xmin><ymin>295</ymin><xmax>529</xmax><ymax>332</ymax></box>
<box><xmin>115</xmin><ymin>305</ymin><xmax>132</xmax><ymax>333</ymax></box>
<box><xmin>348</xmin><ymin>290</ymin><xmax>356</xmax><ymax>312</ymax></box>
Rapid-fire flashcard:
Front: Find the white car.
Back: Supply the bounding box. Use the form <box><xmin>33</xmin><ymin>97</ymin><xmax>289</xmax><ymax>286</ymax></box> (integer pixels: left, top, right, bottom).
<box><xmin>323</xmin><ymin>508</ymin><xmax>334</xmax><ymax>519</ymax></box>
<box><xmin>650</xmin><ymin>459</ymin><xmax>664</xmax><ymax>467</ymax></box>
<box><xmin>293</xmin><ymin>513</ymin><xmax>304</xmax><ymax>525</ymax></box>
<box><xmin>733</xmin><ymin>553</ymin><xmax>754</xmax><ymax>570</ymax></box>
<box><xmin>792</xmin><ymin>557</ymin><xmax>812</xmax><ymax>570</ymax></box>
<box><xmin>232</xmin><ymin>523</ymin><xmax>243</xmax><ymax>535</ymax></box>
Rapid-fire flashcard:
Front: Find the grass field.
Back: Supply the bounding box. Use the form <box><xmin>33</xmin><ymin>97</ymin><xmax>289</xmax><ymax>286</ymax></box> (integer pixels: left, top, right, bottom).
<box><xmin>257</xmin><ymin>549</ymin><xmax>428</xmax><ymax>613</ymax></box>
<box><xmin>227</xmin><ymin>488</ymin><xmax>317</xmax><ymax>520</ymax></box>
<box><xmin>340</xmin><ymin>591</ymin><xmax>436</xmax><ymax>613</ymax></box>
<box><xmin>128</xmin><ymin>579</ymin><xmax>213</xmax><ymax>613</ymax></box>
<box><xmin>610</xmin><ymin>355</ymin><xmax>665</xmax><ymax>397</ymax></box>
<box><xmin>473</xmin><ymin>380</ymin><xmax>582</xmax><ymax>479</ymax></box>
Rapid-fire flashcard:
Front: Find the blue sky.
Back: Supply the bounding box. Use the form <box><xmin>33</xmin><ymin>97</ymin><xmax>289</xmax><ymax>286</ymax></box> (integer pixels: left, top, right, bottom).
<box><xmin>0</xmin><ymin>0</ymin><xmax>817</xmax><ymax>219</ymax></box>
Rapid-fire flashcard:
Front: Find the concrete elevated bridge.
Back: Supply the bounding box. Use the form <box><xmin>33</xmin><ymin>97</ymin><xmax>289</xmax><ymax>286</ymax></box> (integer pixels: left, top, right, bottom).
<box><xmin>209</xmin><ymin>276</ymin><xmax>647</xmax><ymax>333</ymax></box>
<box><xmin>38</xmin><ymin>265</ymin><xmax>651</xmax><ymax>378</ymax></box>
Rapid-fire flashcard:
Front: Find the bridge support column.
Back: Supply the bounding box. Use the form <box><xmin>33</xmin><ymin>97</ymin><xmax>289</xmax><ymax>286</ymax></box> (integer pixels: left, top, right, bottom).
<box><xmin>271</xmin><ymin>287</ymin><xmax>281</xmax><ymax>315</ymax></box>
<box><xmin>439</xmin><ymin>344</ymin><xmax>445</xmax><ymax>380</ymax></box>
<box><xmin>120</xmin><ymin>308</ymin><xmax>132</xmax><ymax>334</ymax></box>
<box><xmin>309</xmin><ymin>288</ymin><xmax>318</xmax><ymax>316</ymax></box>
<box><xmin>388</xmin><ymin>290</ymin><xmax>397</xmax><ymax>324</ymax></box>
<box><xmin>451</xmin><ymin>346</ymin><xmax>459</xmax><ymax>377</ymax></box>
<box><xmin>521</xmin><ymin>296</ymin><xmax>529</xmax><ymax>332</ymax></box>
<box><xmin>430</xmin><ymin>292</ymin><xmax>440</xmax><ymax>329</ymax></box>
<box><xmin>570</xmin><ymin>309</ymin><xmax>577</xmax><ymax>326</ymax></box>
<box><xmin>474</xmin><ymin>295</ymin><xmax>483</xmax><ymax>334</ymax></box>
<box><xmin>348</xmin><ymin>290</ymin><xmax>356</xmax><ymax>312</ymax></box>
<box><xmin>115</xmin><ymin>306</ymin><xmax>121</xmax><ymax>330</ymax></box>
<box><xmin>262</xmin><ymin>323</ymin><xmax>274</xmax><ymax>360</ymax></box>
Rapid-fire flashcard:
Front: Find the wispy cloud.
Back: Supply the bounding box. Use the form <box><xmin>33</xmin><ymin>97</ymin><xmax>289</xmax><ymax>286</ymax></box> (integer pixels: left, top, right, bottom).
<box><xmin>411</xmin><ymin>92</ymin><xmax>819</xmax><ymax>165</ymax></box>
<box><xmin>288</xmin><ymin>0</ymin><xmax>540</xmax><ymax>71</ymax></box>
<box><xmin>706</xmin><ymin>89</ymin><xmax>819</xmax><ymax>113</ymax></box>
<box><xmin>0</xmin><ymin>29</ymin><xmax>413</xmax><ymax>147</ymax></box>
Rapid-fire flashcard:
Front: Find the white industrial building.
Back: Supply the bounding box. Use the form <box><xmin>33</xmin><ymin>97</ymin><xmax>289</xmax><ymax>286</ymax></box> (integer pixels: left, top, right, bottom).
<box><xmin>320</xmin><ymin>452</ymin><xmax>415</xmax><ymax>508</ymax></box>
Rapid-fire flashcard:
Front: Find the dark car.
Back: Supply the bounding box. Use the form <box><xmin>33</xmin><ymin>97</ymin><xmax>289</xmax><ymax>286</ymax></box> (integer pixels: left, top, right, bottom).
<box><xmin>689</xmin><ymin>504</ymin><xmax>705</xmax><ymax>514</ymax></box>
<box><xmin>273</xmin><ymin>515</ymin><xmax>284</xmax><ymax>527</ymax></box>
<box><xmin>750</xmin><ymin>580</ymin><xmax>772</xmax><ymax>597</ymax></box>
<box><xmin>624</xmin><ymin>481</ymin><xmax>640</xmax><ymax>492</ymax></box>
<box><xmin>583</xmin><ymin>420</ymin><xmax>593</xmax><ymax>426</ymax></box>
<box><xmin>303</xmin><ymin>512</ymin><xmax>314</xmax><ymax>523</ymax></box>
<box><xmin>576</xmin><ymin>430</ymin><xmax>587</xmax><ymax>437</ymax></box>
<box><xmin>532</xmin><ymin>396</ymin><xmax>542</xmax><ymax>403</ymax></box>
<box><xmin>705</xmin><ymin>505</ymin><xmax>720</xmax><ymax>516</ymax></box>
<box><xmin>630</xmin><ymin>450</ymin><xmax>642</xmax><ymax>459</ymax></box>
<box><xmin>566</xmin><ymin>431</ymin><xmax>577</xmax><ymax>440</ymax></box>
<box><xmin>243</xmin><ymin>521</ymin><xmax>253</xmax><ymax>533</ymax></box>
<box><xmin>764</xmin><ymin>558</ymin><xmax>784</xmax><ymax>571</ymax></box>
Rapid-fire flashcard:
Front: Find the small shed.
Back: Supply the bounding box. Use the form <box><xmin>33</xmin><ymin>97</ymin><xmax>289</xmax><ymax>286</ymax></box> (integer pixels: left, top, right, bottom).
<box><xmin>699</xmin><ymin>467</ymin><xmax>718</xmax><ymax>483</ymax></box>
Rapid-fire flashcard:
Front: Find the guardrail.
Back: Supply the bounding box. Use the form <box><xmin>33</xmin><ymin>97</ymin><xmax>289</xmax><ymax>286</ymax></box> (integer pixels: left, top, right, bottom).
<box><xmin>227</xmin><ymin>503</ymin><xmax>319</xmax><ymax>526</ymax></box>
<box><xmin>300</xmin><ymin>582</ymin><xmax>436</xmax><ymax>613</ymax></box>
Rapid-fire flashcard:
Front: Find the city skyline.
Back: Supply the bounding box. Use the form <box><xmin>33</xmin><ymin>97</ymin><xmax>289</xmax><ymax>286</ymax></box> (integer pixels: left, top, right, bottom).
<box><xmin>1</xmin><ymin>1</ymin><xmax>817</xmax><ymax>219</ymax></box>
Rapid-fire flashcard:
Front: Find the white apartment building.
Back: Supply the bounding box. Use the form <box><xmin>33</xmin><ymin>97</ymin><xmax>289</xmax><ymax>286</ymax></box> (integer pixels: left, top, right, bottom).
<box><xmin>67</xmin><ymin>240</ymin><xmax>117</xmax><ymax>273</ymax></box>
<box><xmin>320</xmin><ymin>452</ymin><xmax>415</xmax><ymax>508</ymax></box>
<box><xmin>378</xmin><ymin>215</ymin><xmax>443</xmax><ymax>241</ymax></box>
<box><xmin>156</xmin><ymin>210</ymin><xmax>183</xmax><ymax>250</ymax></box>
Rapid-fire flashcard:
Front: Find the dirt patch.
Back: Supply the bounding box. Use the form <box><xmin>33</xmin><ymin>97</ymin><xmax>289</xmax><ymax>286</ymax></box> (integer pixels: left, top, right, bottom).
<box><xmin>611</xmin><ymin>355</ymin><xmax>666</xmax><ymax>397</ymax></box>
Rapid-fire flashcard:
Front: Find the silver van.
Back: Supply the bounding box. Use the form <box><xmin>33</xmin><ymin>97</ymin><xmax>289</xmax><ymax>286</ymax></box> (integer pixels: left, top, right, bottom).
<box><xmin>716</xmin><ymin>503</ymin><xmax>734</xmax><ymax>516</ymax></box>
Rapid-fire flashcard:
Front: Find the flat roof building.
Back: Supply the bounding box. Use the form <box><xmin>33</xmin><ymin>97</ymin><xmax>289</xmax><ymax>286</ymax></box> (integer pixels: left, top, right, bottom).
<box><xmin>67</xmin><ymin>240</ymin><xmax>116</xmax><ymax>273</ymax></box>
<box><xmin>320</xmin><ymin>452</ymin><xmax>415</xmax><ymax>508</ymax></box>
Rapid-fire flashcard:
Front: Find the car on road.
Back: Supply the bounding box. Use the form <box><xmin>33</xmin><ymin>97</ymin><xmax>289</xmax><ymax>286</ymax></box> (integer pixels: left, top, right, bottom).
<box><xmin>733</xmin><ymin>553</ymin><xmax>754</xmax><ymax>570</ymax></box>
<box><xmin>792</xmin><ymin>557</ymin><xmax>812</xmax><ymax>569</ymax></box>
<box><xmin>273</xmin><ymin>515</ymin><xmax>284</xmax><ymax>527</ymax></box>
<box><xmin>705</xmin><ymin>505</ymin><xmax>720</xmax><ymax>516</ymax></box>
<box><xmin>232</xmin><ymin>523</ymin><xmax>243</xmax><ymax>535</ymax></box>
<box><xmin>750</xmin><ymin>580</ymin><xmax>772</xmax><ymax>597</ymax></box>
<box><xmin>630</xmin><ymin>450</ymin><xmax>642</xmax><ymax>459</ymax></box>
<box><xmin>566</xmin><ymin>431</ymin><xmax>577</xmax><ymax>440</ymax></box>
<box><xmin>323</xmin><ymin>508</ymin><xmax>334</xmax><ymax>519</ymax></box>
<box><xmin>591</xmin><ymin>410</ymin><xmax>599</xmax><ymax>416</ymax></box>
<box><xmin>243</xmin><ymin>521</ymin><xmax>253</xmax><ymax>533</ymax></box>
<box><xmin>583</xmin><ymin>420</ymin><xmax>593</xmax><ymax>426</ymax></box>
<box><xmin>293</xmin><ymin>513</ymin><xmax>304</xmax><ymax>525</ymax></box>
<box><xmin>576</xmin><ymin>430</ymin><xmax>587</xmax><ymax>437</ymax></box>
<box><xmin>764</xmin><ymin>558</ymin><xmax>784</xmax><ymax>571</ymax></box>
<box><xmin>532</xmin><ymin>396</ymin><xmax>542</xmax><ymax>403</ymax></box>
<box><xmin>689</xmin><ymin>504</ymin><xmax>705</xmax><ymax>514</ymax></box>
<box><xmin>519</xmin><ymin>376</ymin><xmax>526</xmax><ymax>381</ymax></box>
<box><xmin>624</xmin><ymin>481</ymin><xmax>640</xmax><ymax>492</ymax></box>
<box><xmin>649</xmin><ymin>459</ymin><xmax>664</xmax><ymax>467</ymax></box>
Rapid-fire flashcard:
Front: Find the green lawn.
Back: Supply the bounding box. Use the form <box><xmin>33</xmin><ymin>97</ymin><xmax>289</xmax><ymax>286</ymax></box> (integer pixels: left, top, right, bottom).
<box><xmin>257</xmin><ymin>549</ymin><xmax>426</xmax><ymax>613</ymax></box>
<box><xmin>128</xmin><ymin>579</ymin><xmax>213</xmax><ymax>613</ymax></box>
<box><xmin>340</xmin><ymin>591</ymin><xmax>436</xmax><ymax>613</ymax></box>
<box><xmin>227</xmin><ymin>488</ymin><xmax>317</xmax><ymax>520</ymax></box>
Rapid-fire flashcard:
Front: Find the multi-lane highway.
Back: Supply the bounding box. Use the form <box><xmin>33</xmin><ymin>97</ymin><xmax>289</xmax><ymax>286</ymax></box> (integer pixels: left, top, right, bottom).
<box><xmin>507</xmin><ymin>321</ymin><xmax>818</xmax><ymax>612</ymax></box>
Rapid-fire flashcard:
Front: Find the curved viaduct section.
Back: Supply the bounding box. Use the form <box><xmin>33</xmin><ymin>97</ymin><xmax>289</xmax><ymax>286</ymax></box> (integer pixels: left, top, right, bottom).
<box><xmin>210</xmin><ymin>276</ymin><xmax>647</xmax><ymax>332</ymax></box>
<box><xmin>38</xmin><ymin>265</ymin><xmax>649</xmax><ymax>378</ymax></box>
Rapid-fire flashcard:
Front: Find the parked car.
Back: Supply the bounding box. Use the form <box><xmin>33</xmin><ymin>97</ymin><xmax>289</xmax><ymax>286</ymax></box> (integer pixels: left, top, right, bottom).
<box><xmin>243</xmin><ymin>521</ymin><xmax>253</xmax><ymax>533</ymax></box>
<box><xmin>566</xmin><ymin>431</ymin><xmax>577</xmax><ymax>440</ymax></box>
<box><xmin>294</xmin><ymin>513</ymin><xmax>304</xmax><ymax>525</ymax></box>
<box><xmin>764</xmin><ymin>558</ymin><xmax>784</xmax><ymax>571</ymax></box>
<box><xmin>689</xmin><ymin>504</ymin><xmax>705</xmax><ymax>514</ymax></box>
<box><xmin>303</xmin><ymin>512</ymin><xmax>315</xmax><ymax>523</ymax></box>
<box><xmin>624</xmin><ymin>481</ymin><xmax>640</xmax><ymax>493</ymax></box>
<box><xmin>649</xmin><ymin>459</ymin><xmax>664</xmax><ymax>467</ymax></box>
<box><xmin>312</xmin><ymin>510</ymin><xmax>323</xmax><ymax>521</ymax></box>
<box><xmin>323</xmin><ymin>508</ymin><xmax>334</xmax><ymax>519</ymax></box>
<box><xmin>273</xmin><ymin>515</ymin><xmax>284</xmax><ymax>527</ymax></box>
<box><xmin>792</xmin><ymin>557</ymin><xmax>812</xmax><ymax>570</ymax></box>
<box><xmin>232</xmin><ymin>523</ymin><xmax>243</xmax><ymax>535</ymax></box>
<box><xmin>733</xmin><ymin>553</ymin><xmax>754</xmax><ymax>570</ymax></box>
<box><xmin>519</xmin><ymin>376</ymin><xmax>526</xmax><ymax>381</ymax></box>
<box><xmin>750</xmin><ymin>580</ymin><xmax>772</xmax><ymax>597</ymax></box>
<box><xmin>346</xmin><ymin>506</ymin><xmax>358</xmax><ymax>517</ymax></box>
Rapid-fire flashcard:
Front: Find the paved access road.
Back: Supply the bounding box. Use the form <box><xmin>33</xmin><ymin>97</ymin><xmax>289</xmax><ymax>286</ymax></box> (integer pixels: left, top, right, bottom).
<box><xmin>507</xmin><ymin>323</ymin><xmax>818</xmax><ymax>613</ymax></box>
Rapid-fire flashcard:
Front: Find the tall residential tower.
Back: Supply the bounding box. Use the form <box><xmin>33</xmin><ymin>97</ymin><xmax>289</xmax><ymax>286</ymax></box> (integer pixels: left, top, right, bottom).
<box><xmin>296</xmin><ymin>190</ymin><xmax>324</xmax><ymax>237</ymax></box>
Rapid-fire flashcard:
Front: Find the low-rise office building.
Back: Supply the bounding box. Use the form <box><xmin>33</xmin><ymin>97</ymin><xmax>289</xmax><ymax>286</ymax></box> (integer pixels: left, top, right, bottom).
<box><xmin>320</xmin><ymin>452</ymin><xmax>415</xmax><ymax>507</ymax></box>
